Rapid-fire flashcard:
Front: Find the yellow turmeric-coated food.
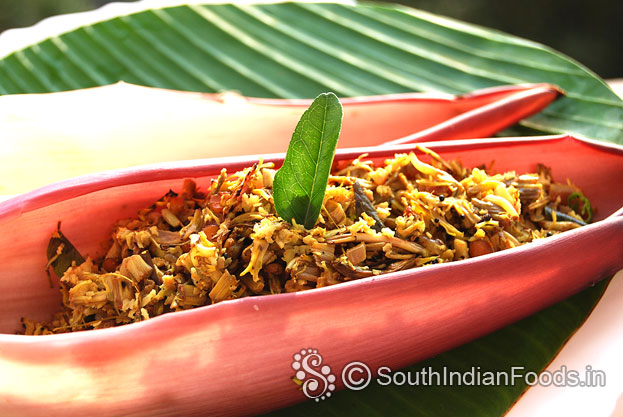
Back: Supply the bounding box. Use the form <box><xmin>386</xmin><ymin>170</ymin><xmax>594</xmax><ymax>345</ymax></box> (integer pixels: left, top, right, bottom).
<box><xmin>23</xmin><ymin>148</ymin><xmax>589</xmax><ymax>335</ymax></box>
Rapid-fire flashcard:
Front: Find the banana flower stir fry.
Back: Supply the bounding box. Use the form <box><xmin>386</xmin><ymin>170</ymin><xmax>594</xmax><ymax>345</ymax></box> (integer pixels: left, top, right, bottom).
<box><xmin>24</xmin><ymin>148</ymin><xmax>591</xmax><ymax>334</ymax></box>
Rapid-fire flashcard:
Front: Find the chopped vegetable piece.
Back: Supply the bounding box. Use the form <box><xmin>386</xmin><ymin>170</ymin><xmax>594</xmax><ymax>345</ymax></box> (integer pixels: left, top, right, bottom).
<box><xmin>346</xmin><ymin>242</ymin><xmax>367</xmax><ymax>265</ymax></box>
<box><xmin>469</xmin><ymin>240</ymin><xmax>493</xmax><ymax>258</ymax></box>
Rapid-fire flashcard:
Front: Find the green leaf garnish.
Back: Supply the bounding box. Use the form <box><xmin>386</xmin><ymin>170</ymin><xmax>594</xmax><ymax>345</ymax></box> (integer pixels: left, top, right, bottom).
<box><xmin>568</xmin><ymin>192</ymin><xmax>593</xmax><ymax>222</ymax></box>
<box><xmin>273</xmin><ymin>92</ymin><xmax>343</xmax><ymax>229</ymax></box>
<box><xmin>46</xmin><ymin>222</ymin><xmax>85</xmax><ymax>277</ymax></box>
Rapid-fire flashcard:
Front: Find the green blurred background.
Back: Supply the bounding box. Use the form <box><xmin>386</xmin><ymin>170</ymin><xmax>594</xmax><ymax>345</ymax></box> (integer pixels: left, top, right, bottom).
<box><xmin>0</xmin><ymin>0</ymin><xmax>620</xmax><ymax>79</ymax></box>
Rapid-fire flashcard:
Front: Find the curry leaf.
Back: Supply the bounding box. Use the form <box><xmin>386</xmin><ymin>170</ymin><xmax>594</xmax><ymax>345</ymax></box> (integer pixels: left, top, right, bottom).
<box><xmin>273</xmin><ymin>92</ymin><xmax>343</xmax><ymax>229</ymax></box>
<box><xmin>46</xmin><ymin>223</ymin><xmax>85</xmax><ymax>277</ymax></box>
<box><xmin>353</xmin><ymin>181</ymin><xmax>384</xmax><ymax>232</ymax></box>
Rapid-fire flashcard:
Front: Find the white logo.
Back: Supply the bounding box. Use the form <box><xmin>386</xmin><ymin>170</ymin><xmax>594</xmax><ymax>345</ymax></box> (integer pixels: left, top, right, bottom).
<box><xmin>291</xmin><ymin>348</ymin><xmax>337</xmax><ymax>401</ymax></box>
<box><xmin>341</xmin><ymin>361</ymin><xmax>372</xmax><ymax>391</ymax></box>
<box><xmin>292</xmin><ymin>350</ymin><xmax>606</xmax><ymax>403</ymax></box>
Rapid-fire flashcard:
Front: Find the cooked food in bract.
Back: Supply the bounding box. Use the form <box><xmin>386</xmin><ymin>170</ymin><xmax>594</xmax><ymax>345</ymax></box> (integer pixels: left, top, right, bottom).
<box><xmin>23</xmin><ymin>147</ymin><xmax>591</xmax><ymax>335</ymax></box>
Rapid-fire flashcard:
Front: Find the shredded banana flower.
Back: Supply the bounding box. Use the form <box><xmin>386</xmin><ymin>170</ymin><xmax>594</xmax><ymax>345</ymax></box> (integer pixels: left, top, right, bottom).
<box><xmin>24</xmin><ymin>150</ymin><xmax>589</xmax><ymax>334</ymax></box>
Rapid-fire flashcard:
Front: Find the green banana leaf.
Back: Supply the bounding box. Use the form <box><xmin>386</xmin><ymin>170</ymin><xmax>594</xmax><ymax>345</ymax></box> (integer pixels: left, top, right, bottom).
<box><xmin>0</xmin><ymin>2</ymin><xmax>621</xmax><ymax>142</ymax></box>
<box><xmin>0</xmin><ymin>2</ymin><xmax>620</xmax><ymax>416</ymax></box>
